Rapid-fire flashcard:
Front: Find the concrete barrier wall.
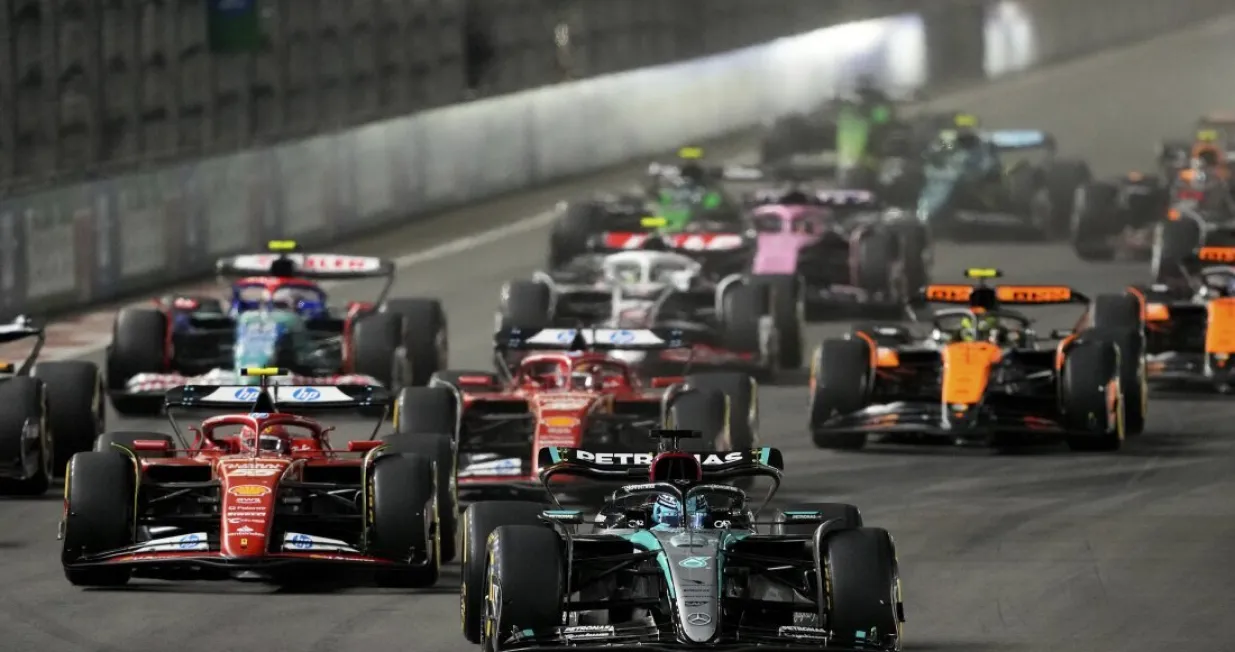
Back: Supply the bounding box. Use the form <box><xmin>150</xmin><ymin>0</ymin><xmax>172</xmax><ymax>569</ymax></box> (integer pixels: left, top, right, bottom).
<box><xmin>1</xmin><ymin>0</ymin><xmax>1231</xmax><ymax>320</ymax></box>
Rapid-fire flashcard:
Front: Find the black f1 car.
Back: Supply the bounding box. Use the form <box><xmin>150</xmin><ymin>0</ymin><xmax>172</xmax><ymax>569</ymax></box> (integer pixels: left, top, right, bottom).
<box><xmin>0</xmin><ymin>316</ymin><xmax>104</xmax><ymax>493</ymax></box>
<box><xmin>808</xmin><ymin>269</ymin><xmax>1147</xmax><ymax>452</ymax></box>
<box><xmin>459</xmin><ymin>430</ymin><xmax>904</xmax><ymax>652</ymax></box>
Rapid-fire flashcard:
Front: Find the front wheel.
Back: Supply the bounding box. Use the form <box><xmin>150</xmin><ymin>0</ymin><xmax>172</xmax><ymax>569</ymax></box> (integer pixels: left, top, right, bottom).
<box><xmin>822</xmin><ymin>527</ymin><xmax>903</xmax><ymax>646</ymax></box>
<box><xmin>482</xmin><ymin>526</ymin><xmax>565</xmax><ymax>651</ymax></box>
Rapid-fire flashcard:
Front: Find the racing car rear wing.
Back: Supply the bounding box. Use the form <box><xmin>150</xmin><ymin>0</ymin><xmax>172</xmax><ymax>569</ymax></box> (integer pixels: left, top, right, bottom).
<box><xmin>0</xmin><ymin>315</ymin><xmax>44</xmax><ymax>375</ymax></box>
<box><xmin>164</xmin><ymin>382</ymin><xmax>390</xmax><ymax>411</ymax></box>
<box><xmin>985</xmin><ymin>129</ymin><xmax>1057</xmax><ymax>151</ymax></box>
<box><xmin>495</xmin><ymin>327</ymin><xmax>695</xmax><ymax>351</ymax></box>
<box><xmin>919</xmin><ymin>284</ymin><xmax>1089</xmax><ymax>306</ymax></box>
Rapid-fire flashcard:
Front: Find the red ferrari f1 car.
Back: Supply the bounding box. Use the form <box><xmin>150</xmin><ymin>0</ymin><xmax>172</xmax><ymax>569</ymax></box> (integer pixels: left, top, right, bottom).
<box><xmin>60</xmin><ymin>369</ymin><xmax>443</xmax><ymax>588</ymax></box>
<box><xmin>389</xmin><ymin>328</ymin><xmax>759</xmax><ymax>502</ymax></box>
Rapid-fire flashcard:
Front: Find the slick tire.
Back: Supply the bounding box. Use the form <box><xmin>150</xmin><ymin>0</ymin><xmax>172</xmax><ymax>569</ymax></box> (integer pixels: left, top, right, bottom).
<box><xmin>0</xmin><ymin>378</ymin><xmax>51</xmax><ymax>496</ymax></box>
<box><xmin>1089</xmin><ymin>293</ymin><xmax>1147</xmax><ymax>436</ymax></box>
<box><xmin>500</xmin><ymin>281</ymin><xmax>552</xmax><ymax>330</ymax></box>
<box><xmin>896</xmin><ymin>221</ymin><xmax>931</xmax><ymax>296</ymax></box>
<box><xmin>461</xmin><ymin>501</ymin><xmax>551</xmax><ymax>643</ymax></box>
<box><xmin>1061</xmin><ymin>339</ymin><xmax>1124</xmax><ymax>452</ymax></box>
<box><xmin>821</xmin><ymin>527</ymin><xmax>902</xmax><ymax>643</ymax></box>
<box><xmin>33</xmin><ymin>360</ymin><xmax>104</xmax><ymax>469</ymax></box>
<box><xmin>62</xmin><ymin>451</ymin><xmax>135</xmax><ymax>586</ymax></box>
<box><xmin>384</xmin><ymin>429</ymin><xmax>458</xmax><ymax>563</ymax></box>
<box><xmin>381</xmin><ymin>298</ymin><xmax>449</xmax><ymax>386</ymax></box>
<box><xmin>774</xmin><ymin>502</ymin><xmax>863</xmax><ymax>536</ymax></box>
<box><xmin>720</xmin><ymin>284</ymin><xmax>769</xmax><ymax>363</ymax></box>
<box><xmin>106</xmin><ymin>308</ymin><xmax>167</xmax><ymax>416</ymax></box>
<box><xmin>482</xmin><ymin>526</ymin><xmax>565</xmax><ymax>649</ymax></box>
<box><xmin>666</xmin><ymin>388</ymin><xmax>728</xmax><ymax>450</ymax></box>
<box><xmin>370</xmin><ymin>453</ymin><xmax>441</xmax><ymax>588</ymax></box>
<box><xmin>1070</xmin><ymin>181</ymin><xmax>1120</xmax><ymax>261</ymax></box>
<box><xmin>548</xmin><ymin>202</ymin><xmax>602</xmax><ymax>269</ymax></box>
<box><xmin>855</xmin><ymin>230</ymin><xmax>897</xmax><ymax>299</ymax></box>
<box><xmin>685</xmin><ymin>372</ymin><xmax>758</xmax><ymax>450</ymax></box>
<box><xmin>750</xmin><ymin>275</ymin><xmax>802</xmax><ymax>368</ymax></box>
<box><xmin>94</xmin><ymin>431</ymin><xmax>174</xmax><ymax>458</ymax></box>
<box><xmin>1045</xmin><ymin>159</ymin><xmax>1092</xmax><ymax>239</ymax></box>
<box><xmin>393</xmin><ymin>387</ymin><xmax>458</xmax><ymax>437</ymax></box>
<box><xmin>1152</xmin><ymin>217</ymin><xmax>1201</xmax><ymax>283</ymax></box>
<box><xmin>352</xmin><ymin>312</ymin><xmax>409</xmax><ymax>390</ymax></box>
<box><xmin>809</xmin><ymin>339</ymin><xmax>872</xmax><ymax>450</ymax></box>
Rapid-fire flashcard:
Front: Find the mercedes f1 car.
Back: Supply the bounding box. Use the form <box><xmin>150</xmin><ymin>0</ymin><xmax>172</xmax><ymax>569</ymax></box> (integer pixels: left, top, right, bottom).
<box><xmin>1136</xmin><ymin>246</ymin><xmax>1235</xmax><ymax>392</ymax></box>
<box><xmin>808</xmin><ymin>269</ymin><xmax>1147</xmax><ymax>452</ymax></box>
<box><xmin>106</xmin><ymin>241</ymin><xmax>447</xmax><ymax>414</ymax></box>
<box><xmin>0</xmin><ymin>316</ymin><xmax>104</xmax><ymax>493</ymax></box>
<box><xmin>60</xmin><ymin>369</ymin><xmax>444</xmax><ymax>588</ymax></box>
<box><xmin>391</xmin><ymin>328</ymin><xmax>759</xmax><ymax>502</ymax></box>
<box><xmin>459</xmin><ymin>430</ymin><xmax>904</xmax><ymax>652</ymax></box>
<box><xmin>498</xmin><ymin>250</ymin><xmax>787</xmax><ymax>375</ymax></box>
<box><xmin>917</xmin><ymin>124</ymin><xmax>1090</xmax><ymax>240</ymax></box>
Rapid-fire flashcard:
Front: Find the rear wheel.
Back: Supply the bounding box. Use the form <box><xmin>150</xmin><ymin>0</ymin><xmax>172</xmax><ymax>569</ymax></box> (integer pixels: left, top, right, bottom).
<box><xmin>1046</xmin><ymin>159</ymin><xmax>1092</xmax><ymax>238</ymax></box>
<box><xmin>381</xmin><ymin>299</ymin><xmax>448</xmax><ymax>386</ymax></box>
<box><xmin>352</xmin><ymin>312</ymin><xmax>408</xmax><ymax>389</ymax></box>
<box><xmin>1152</xmin><ymin>217</ymin><xmax>1201</xmax><ymax>283</ymax></box>
<box><xmin>384</xmin><ymin>432</ymin><xmax>457</xmax><ymax>563</ymax></box>
<box><xmin>720</xmin><ymin>284</ymin><xmax>771</xmax><ymax>368</ymax></box>
<box><xmin>62</xmin><ymin>451</ymin><xmax>135</xmax><ymax>586</ymax></box>
<box><xmin>482</xmin><ymin>525</ymin><xmax>565</xmax><ymax>651</ymax></box>
<box><xmin>0</xmin><ymin>378</ymin><xmax>50</xmax><ymax>496</ymax></box>
<box><xmin>369</xmin><ymin>453</ymin><xmax>440</xmax><ymax>588</ymax></box>
<box><xmin>822</xmin><ymin>528</ymin><xmax>902</xmax><ymax>644</ymax></box>
<box><xmin>1089</xmin><ymin>293</ymin><xmax>1147</xmax><ymax>435</ymax></box>
<box><xmin>855</xmin><ymin>230</ymin><xmax>896</xmax><ymax>299</ymax></box>
<box><xmin>751</xmin><ymin>275</ymin><xmax>802</xmax><ymax>368</ymax></box>
<box><xmin>685</xmin><ymin>372</ymin><xmax>757</xmax><ymax>450</ymax></box>
<box><xmin>33</xmin><ymin>360</ymin><xmax>104</xmax><ymax>469</ymax></box>
<box><xmin>548</xmin><ymin>203</ymin><xmax>602</xmax><ymax>269</ymax></box>
<box><xmin>1070</xmin><ymin>182</ymin><xmax>1120</xmax><ymax>261</ymax></box>
<box><xmin>809</xmin><ymin>339</ymin><xmax>872</xmax><ymax>450</ymax></box>
<box><xmin>461</xmin><ymin>501</ymin><xmax>551</xmax><ymax>643</ymax></box>
<box><xmin>106</xmin><ymin>308</ymin><xmax>167</xmax><ymax>416</ymax></box>
<box><xmin>666</xmin><ymin>388</ymin><xmax>728</xmax><ymax>450</ymax></box>
<box><xmin>500</xmin><ymin>281</ymin><xmax>552</xmax><ymax>330</ymax></box>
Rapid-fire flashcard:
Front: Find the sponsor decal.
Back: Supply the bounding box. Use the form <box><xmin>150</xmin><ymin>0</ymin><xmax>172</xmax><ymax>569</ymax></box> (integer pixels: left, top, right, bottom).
<box><xmin>227</xmin><ymin>467</ymin><xmax>281</xmax><ymax>477</ymax></box>
<box><xmin>226</xmin><ymin>506</ymin><xmax>266</xmax><ymax>514</ymax></box>
<box><xmin>233</xmin><ymin>525</ymin><xmax>265</xmax><ymax>537</ymax></box>
<box><xmin>571</xmin><ymin>450</ymin><xmax>745</xmax><ymax>465</ymax></box>
<box><xmin>686</xmin><ymin>613</ymin><xmax>712</xmax><ymax>626</ymax></box>
<box><xmin>178</xmin><ymin>533</ymin><xmax>204</xmax><ymax>549</ymax></box>
<box><xmin>234</xmin><ymin>497</ymin><xmax>262</xmax><ymax>505</ymax></box>
<box><xmin>778</xmin><ymin>626</ymin><xmax>829</xmax><ymax>640</ymax></box>
<box><xmin>288</xmin><ymin>533</ymin><xmax>312</xmax><ymax>549</ymax></box>
<box><xmin>679</xmin><ymin>556</ymin><xmax>710</xmax><ymax>569</ymax></box>
<box><xmin>540</xmin><ymin>415</ymin><xmax>579</xmax><ymax>428</ymax></box>
<box><xmin>685</xmin><ymin>600</ymin><xmax>709</xmax><ymax>607</ymax></box>
<box><xmin>539</xmin><ymin>398</ymin><xmax>592</xmax><ymax>410</ymax></box>
<box><xmin>229</xmin><ymin>485</ymin><xmax>271</xmax><ymax>497</ymax></box>
<box><xmin>562</xmin><ymin>625</ymin><xmax>615</xmax><ymax>640</ymax></box>
<box><xmin>228</xmin><ymin>517</ymin><xmax>265</xmax><ymax>525</ymax></box>
<box><xmin>233</xmin><ymin>387</ymin><xmax>261</xmax><ymax>401</ymax></box>
<box><xmin>290</xmin><ymin>387</ymin><xmax>321</xmax><ymax>401</ymax></box>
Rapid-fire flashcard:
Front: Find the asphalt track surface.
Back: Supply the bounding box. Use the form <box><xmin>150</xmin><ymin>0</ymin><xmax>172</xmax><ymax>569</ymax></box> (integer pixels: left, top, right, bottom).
<box><xmin>7</xmin><ymin>17</ymin><xmax>1235</xmax><ymax>652</ymax></box>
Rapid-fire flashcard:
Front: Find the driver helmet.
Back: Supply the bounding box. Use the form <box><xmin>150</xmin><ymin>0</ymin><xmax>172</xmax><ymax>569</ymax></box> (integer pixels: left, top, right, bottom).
<box><xmin>239</xmin><ymin>424</ymin><xmax>291</xmax><ymax>454</ymax></box>
<box><xmin>679</xmin><ymin>162</ymin><xmax>707</xmax><ymax>185</ymax></box>
<box><xmin>1195</xmin><ymin>146</ymin><xmax>1221</xmax><ymax>170</ymax></box>
<box><xmin>958</xmin><ymin>313</ymin><xmax>1004</xmax><ymax>344</ymax></box>
<box><xmin>570</xmin><ymin>362</ymin><xmax>607</xmax><ymax>390</ymax></box>
<box><xmin>955</xmin><ymin>127</ymin><xmax>981</xmax><ymax>150</ymax></box>
<box><xmin>648</xmin><ymin>452</ymin><xmax>708</xmax><ymax>528</ymax></box>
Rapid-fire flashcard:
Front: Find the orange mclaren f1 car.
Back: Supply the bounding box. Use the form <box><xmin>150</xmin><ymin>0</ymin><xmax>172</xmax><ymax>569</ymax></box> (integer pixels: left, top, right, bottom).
<box><xmin>807</xmin><ymin>269</ymin><xmax>1148</xmax><ymax>452</ymax></box>
<box><xmin>1137</xmin><ymin>245</ymin><xmax>1235</xmax><ymax>392</ymax></box>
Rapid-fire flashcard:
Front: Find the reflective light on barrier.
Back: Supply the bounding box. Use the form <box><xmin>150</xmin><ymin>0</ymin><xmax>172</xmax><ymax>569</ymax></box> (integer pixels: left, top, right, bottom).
<box><xmin>985</xmin><ymin>1</ymin><xmax>1038</xmax><ymax>77</ymax></box>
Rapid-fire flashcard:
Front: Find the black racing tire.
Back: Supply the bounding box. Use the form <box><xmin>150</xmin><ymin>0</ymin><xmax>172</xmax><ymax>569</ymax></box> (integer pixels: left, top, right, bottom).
<box><xmin>500</xmin><ymin>281</ymin><xmax>552</xmax><ymax>330</ymax></box>
<box><xmin>1152</xmin><ymin>217</ymin><xmax>1202</xmax><ymax>283</ymax></box>
<box><xmin>394</xmin><ymin>386</ymin><xmax>458</xmax><ymax>436</ymax></box>
<box><xmin>369</xmin><ymin>452</ymin><xmax>441</xmax><ymax>588</ymax></box>
<box><xmin>33</xmin><ymin>360</ymin><xmax>104</xmax><ymax>469</ymax></box>
<box><xmin>774</xmin><ymin>502</ymin><xmax>863</xmax><ymax>536</ymax></box>
<box><xmin>106</xmin><ymin>308</ymin><xmax>168</xmax><ymax>416</ymax></box>
<box><xmin>461</xmin><ymin>501</ymin><xmax>551</xmax><ymax>643</ymax></box>
<box><xmin>548</xmin><ymin>202</ymin><xmax>602</xmax><ymax>269</ymax></box>
<box><xmin>62</xmin><ymin>451</ymin><xmax>135</xmax><ymax>586</ymax></box>
<box><xmin>0</xmin><ymin>378</ymin><xmax>50</xmax><ymax>496</ymax></box>
<box><xmin>351</xmin><ymin>312</ymin><xmax>408</xmax><ymax>390</ymax></box>
<box><xmin>809</xmin><ymin>339</ymin><xmax>872</xmax><ymax>450</ymax></box>
<box><xmin>94</xmin><ymin>431</ymin><xmax>174</xmax><ymax>458</ymax></box>
<box><xmin>1089</xmin><ymin>293</ymin><xmax>1147</xmax><ymax>435</ymax></box>
<box><xmin>381</xmin><ymin>298</ymin><xmax>448</xmax><ymax>387</ymax></box>
<box><xmin>1070</xmin><ymin>181</ymin><xmax>1120</xmax><ymax>261</ymax></box>
<box><xmin>720</xmin><ymin>284</ymin><xmax>767</xmax><ymax>358</ymax></box>
<box><xmin>855</xmin><ymin>230</ymin><xmax>896</xmax><ymax>297</ymax></box>
<box><xmin>750</xmin><ymin>275</ymin><xmax>801</xmax><ymax>368</ymax></box>
<box><xmin>822</xmin><ymin>527</ymin><xmax>902</xmax><ymax>644</ymax></box>
<box><xmin>383</xmin><ymin>430</ymin><xmax>458</xmax><ymax>563</ymax></box>
<box><xmin>483</xmin><ymin>525</ymin><xmax>565</xmax><ymax>646</ymax></box>
<box><xmin>895</xmin><ymin>221</ymin><xmax>931</xmax><ymax>297</ymax></box>
<box><xmin>1061</xmin><ymin>340</ymin><xmax>1124</xmax><ymax>452</ymax></box>
<box><xmin>1045</xmin><ymin>159</ymin><xmax>1092</xmax><ymax>239</ymax></box>
<box><xmin>666</xmin><ymin>388</ymin><xmax>728</xmax><ymax>450</ymax></box>
<box><xmin>685</xmin><ymin>372</ymin><xmax>758</xmax><ymax>450</ymax></box>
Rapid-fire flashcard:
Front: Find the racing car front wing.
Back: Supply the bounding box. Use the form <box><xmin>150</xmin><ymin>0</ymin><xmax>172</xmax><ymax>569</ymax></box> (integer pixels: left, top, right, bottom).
<box><xmin>813</xmin><ymin>400</ymin><xmax>1074</xmax><ymax>440</ymax></box>
<box><xmin>499</xmin><ymin>621</ymin><xmax>897</xmax><ymax>652</ymax></box>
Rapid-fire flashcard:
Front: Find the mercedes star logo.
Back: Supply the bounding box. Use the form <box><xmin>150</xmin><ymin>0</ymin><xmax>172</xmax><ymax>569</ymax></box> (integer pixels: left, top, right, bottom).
<box><xmin>686</xmin><ymin>613</ymin><xmax>712</xmax><ymax>626</ymax></box>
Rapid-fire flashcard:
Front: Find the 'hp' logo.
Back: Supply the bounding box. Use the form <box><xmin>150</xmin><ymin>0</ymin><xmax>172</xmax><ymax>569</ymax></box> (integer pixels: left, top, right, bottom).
<box><xmin>233</xmin><ymin>387</ymin><xmax>260</xmax><ymax>401</ymax></box>
<box><xmin>290</xmin><ymin>387</ymin><xmax>321</xmax><ymax>401</ymax></box>
<box><xmin>289</xmin><ymin>534</ymin><xmax>312</xmax><ymax>549</ymax></box>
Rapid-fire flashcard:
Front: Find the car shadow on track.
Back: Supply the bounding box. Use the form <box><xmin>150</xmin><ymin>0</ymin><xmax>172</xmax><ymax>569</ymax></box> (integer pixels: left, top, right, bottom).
<box><xmin>907</xmin><ymin>642</ymin><xmax>1030</xmax><ymax>651</ymax></box>
<box><xmin>85</xmin><ymin>567</ymin><xmax>463</xmax><ymax>595</ymax></box>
